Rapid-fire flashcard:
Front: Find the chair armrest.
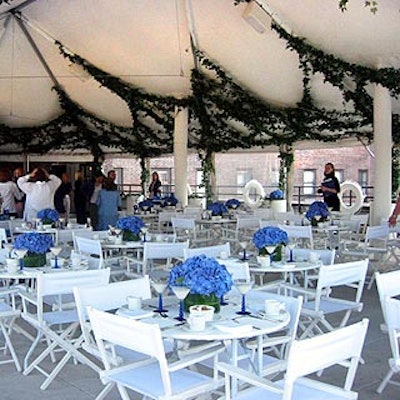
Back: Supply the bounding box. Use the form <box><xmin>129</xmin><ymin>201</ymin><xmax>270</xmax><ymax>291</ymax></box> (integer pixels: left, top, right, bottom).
<box><xmin>216</xmin><ymin>361</ymin><xmax>283</xmax><ymax>394</ymax></box>
<box><xmin>169</xmin><ymin>343</ymin><xmax>225</xmax><ymax>372</ymax></box>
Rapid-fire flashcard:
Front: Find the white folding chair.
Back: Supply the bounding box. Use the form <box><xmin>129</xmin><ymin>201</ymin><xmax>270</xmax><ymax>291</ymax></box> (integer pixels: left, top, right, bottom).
<box><xmin>183</xmin><ymin>242</ymin><xmax>231</xmax><ymax>260</ymax></box>
<box><xmin>74</xmin><ymin>277</ymin><xmax>152</xmax><ymax>399</ymax></box>
<box><xmin>74</xmin><ymin>236</ymin><xmax>105</xmax><ymax>270</ymax></box>
<box><xmin>245</xmin><ymin>292</ymin><xmax>303</xmax><ymax>377</ymax></box>
<box><xmin>278</xmin><ymin>224</ymin><xmax>314</xmax><ymax>249</ymax></box>
<box><xmin>217</xmin><ymin>318</ymin><xmax>369</xmax><ymax>400</ymax></box>
<box><xmin>375</xmin><ymin>270</ymin><xmax>400</xmax><ymax>333</ymax></box>
<box><xmin>127</xmin><ymin>240</ymin><xmax>189</xmax><ymax>276</ymax></box>
<box><xmin>171</xmin><ymin>217</ymin><xmax>208</xmax><ymax>246</ymax></box>
<box><xmin>377</xmin><ymin>297</ymin><xmax>400</xmax><ymax>394</ymax></box>
<box><xmin>222</xmin><ymin>216</ymin><xmax>260</xmax><ymax>250</ymax></box>
<box><xmin>20</xmin><ymin>268</ymin><xmax>110</xmax><ymax>390</ymax></box>
<box><xmin>274</xmin><ymin>211</ymin><xmax>304</xmax><ymax>226</ymax></box>
<box><xmin>342</xmin><ymin>224</ymin><xmax>389</xmax><ymax>289</ymax></box>
<box><xmin>88</xmin><ymin>307</ymin><xmax>224</xmax><ymax>400</ymax></box>
<box><xmin>157</xmin><ymin>211</ymin><xmax>177</xmax><ymax>233</ymax></box>
<box><xmin>0</xmin><ymin>287</ymin><xmax>22</xmax><ymax>371</ymax></box>
<box><xmin>280</xmin><ymin>259</ymin><xmax>368</xmax><ymax>339</ymax></box>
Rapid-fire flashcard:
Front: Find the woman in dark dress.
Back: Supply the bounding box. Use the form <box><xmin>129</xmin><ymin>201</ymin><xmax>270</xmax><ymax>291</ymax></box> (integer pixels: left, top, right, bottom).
<box><xmin>319</xmin><ymin>162</ymin><xmax>341</xmax><ymax>211</ymax></box>
<box><xmin>74</xmin><ymin>171</ymin><xmax>87</xmax><ymax>225</ymax></box>
<box><xmin>148</xmin><ymin>171</ymin><xmax>162</xmax><ymax>198</ymax></box>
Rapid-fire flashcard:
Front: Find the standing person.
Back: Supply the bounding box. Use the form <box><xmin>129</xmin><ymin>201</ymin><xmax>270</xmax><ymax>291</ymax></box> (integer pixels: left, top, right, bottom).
<box><xmin>17</xmin><ymin>167</ymin><xmax>61</xmax><ymax>222</ymax></box>
<box><xmin>148</xmin><ymin>171</ymin><xmax>161</xmax><ymax>198</ymax></box>
<box><xmin>74</xmin><ymin>170</ymin><xmax>87</xmax><ymax>225</ymax></box>
<box><xmin>96</xmin><ymin>177</ymin><xmax>121</xmax><ymax>230</ymax></box>
<box><xmin>82</xmin><ymin>171</ymin><xmax>104</xmax><ymax>230</ymax></box>
<box><xmin>54</xmin><ymin>172</ymin><xmax>72</xmax><ymax>221</ymax></box>
<box><xmin>0</xmin><ymin>168</ymin><xmax>24</xmax><ymax>216</ymax></box>
<box><xmin>319</xmin><ymin>162</ymin><xmax>341</xmax><ymax>211</ymax></box>
<box><xmin>12</xmin><ymin>166</ymin><xmax>25</xmax><ymax>218</ymax></box>
<box><xmin>107</xmin><ymin>170</ymin><xmax>116</xmax><ymax>183</ymax></box>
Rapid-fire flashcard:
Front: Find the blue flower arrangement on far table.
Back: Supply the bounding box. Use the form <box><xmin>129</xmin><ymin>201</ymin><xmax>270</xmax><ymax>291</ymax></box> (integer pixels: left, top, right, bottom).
<box><xmin>269</xmin><ymin>189</ymin><xmax>284</xmax><ymax>200</ymax></box>
<box><xmin>253</xmin><ymin>226</ymin><xmax>289</xmax><ymax>261</ymax></box>
<box><xmin>207</xmin><ymin>202</ymin><xmax>228</xmax><ymax>216</ymax></box>
<box><xmin>169</xmin><ymin>255</ymin><xmax>233</xmax><ymax>312</ymax></box>
<box><xmin>138</xmin><ymin>199</ymin><xmax>153</xmax><ymax>211</ymax></box>
<box><xmin>162</xmin><ymin>193</ymin><xmax>178</xmax><ymax>207</ymax></box>
<box><xmin>37</xmin><ymin>208</ymin><xmax>59</xmax><ymax>225</ymax></box>
<box><xmin>116</xmin><ymin>216</ymin><xmax>145</xmax><ymax>241</ymax></box>
<box><xmin>14</xmin><ymin>232</ymin><xmax>54</xmax><ymax>267</ymax></box>
<box><xmin>225</xmin><ymin>198</ymin><xmax>241</xmax><ymax>209</ymax></box>
<box><xmin>305</xmin><ymin>201</ymin><xmax>330</xmax><ymax>226</ymax></box>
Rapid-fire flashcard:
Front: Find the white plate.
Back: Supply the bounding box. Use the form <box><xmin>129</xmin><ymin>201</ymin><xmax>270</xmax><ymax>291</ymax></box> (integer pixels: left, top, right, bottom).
<box><xmin>214</xmin><ymin>320</ymin><xmax>253</xmax><ymax>333</ymax></box>
<box><xmin>272</xmin><ymin>262</ymin><xmax>296</xmax><ymax>269</ymax></box>
<box><xmin>116</xmin><ymin>307</ymin><xmax>154</xmax><ymax>320</ymax></box>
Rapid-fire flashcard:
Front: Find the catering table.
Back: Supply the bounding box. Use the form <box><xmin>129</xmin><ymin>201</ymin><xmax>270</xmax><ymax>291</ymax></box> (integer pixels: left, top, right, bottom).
<box><xmin>117</xmin><ymin>292</ymin><xmax>290</xmax><ymax>382</ymax></box>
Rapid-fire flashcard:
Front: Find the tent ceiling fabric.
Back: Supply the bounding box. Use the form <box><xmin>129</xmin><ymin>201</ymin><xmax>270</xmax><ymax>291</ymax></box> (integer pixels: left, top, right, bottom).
<box><xmin>0</xmin><ymin>0</ymin><xmax>399</xmax><ymax>155</ymax></box>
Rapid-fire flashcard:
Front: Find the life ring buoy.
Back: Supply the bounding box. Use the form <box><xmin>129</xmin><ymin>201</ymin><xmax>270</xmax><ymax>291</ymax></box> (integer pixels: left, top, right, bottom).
<box><xmin>338</xmin><ymin>180</ymin><xmax>365</xmax><ymax>214</ymax></box>
<box><xmin>243</xmin><ymin>179</ymin><xmax>265</xmax><ymax>209</ymax></box>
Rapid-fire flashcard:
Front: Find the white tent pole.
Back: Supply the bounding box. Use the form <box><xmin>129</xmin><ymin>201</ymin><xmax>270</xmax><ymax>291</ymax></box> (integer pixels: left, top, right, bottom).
<box><xmin>371</xmin><ymin>83</ymin><xmax>392</xmax><ymax>225</ymax></box>
<box><xmin>174</xmin><ymin>107</ymin><xmax>188</xmax><ymax>207</ymax></box>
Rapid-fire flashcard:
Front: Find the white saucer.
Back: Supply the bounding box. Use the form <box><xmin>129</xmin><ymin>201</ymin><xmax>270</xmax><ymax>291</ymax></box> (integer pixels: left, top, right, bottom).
<box><xmin>116</xmin><ymin>306</ymin><xmax>154</xmax><ymax>320</ymax></box>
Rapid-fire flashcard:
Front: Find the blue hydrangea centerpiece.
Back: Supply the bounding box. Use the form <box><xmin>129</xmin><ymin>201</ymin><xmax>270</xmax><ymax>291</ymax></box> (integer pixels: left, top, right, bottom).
<box><xmin>37</xmin><ymin>208</ymin><xmax>59</xmax><ymax>225</ymax></box>
<box><xmin>116</xmin><ymin>216</ymin><xmax>145</xmax><ymax>241</ymax></box>
<box><xmin>252</xmin><ymin>226</ymin><xmax>289</xmax><ymax>261</ymax></box>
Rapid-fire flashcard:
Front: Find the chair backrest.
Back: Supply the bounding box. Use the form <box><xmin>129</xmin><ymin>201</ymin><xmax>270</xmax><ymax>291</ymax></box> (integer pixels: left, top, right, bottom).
<box><xmin>171</xmin><ymin>217</ymin><xmax>195</xmax><ymax>230</ymax></box>
<box><xmin>73</xmin><ymin>236</ymin><xmax>105</xmax><ymax>270</ymax></box>
<box><xmin>279</xmin><ymin>224</ymin><xmax>314</xmax><ymax>248</ymax></box>
<box><xmin>223</xmin><ymin>260</ymin><xmax>250</xmax><ymax>281</ymax></box>
<box><xmin>384</xmin><ymin>298</ymin><xmax>400</xmax><ymax>363</ymax></box>
<box><xmin>315</xmin><ymin>259</ymin><xmax>369</xmax><ymax>310</ymax></box>
<box><xmin>259</xmin><ymin>219</ymin><xmax>280</xmax><ymax>228</ymax></box>
<box><xmin>73</xmin><ymin>276</ymin><xmax>151</xmax><ymax>357</ymax></box>
<box><xmin>36</xmin><ymin>268</ymin><xmax>110</xmax><ymax>321</ymax></box>
<box><xmin>284</xmin><ymin>318</ymin><xmax>369</xmax><ymax>399</ymax></box>
<box><xmin>73</xmin><ymin>230</ymin><xmax>109</xmax><ymax>250</ymax></box>
<box><xmin>375</xmin><ymin>270</ymin><xmax>400</xmax><ymax>327</ymax></box>
<box><xmin>290</xmin><ymin>248</ymin><xmax>335</xmax><ymax>265</ymax></box>
<box><xmin>365</xmin><ymin>225</ymin><xmax>389</xmax><ymax>247</ymax></box>
<box><xmin>88</xmin><ymin>307</ymin><xmax>172</xmax><ymax>394</ymax></box>
<box><xmin>142</xmin><ymin>240</ymin><xmax>189</xmax><ymax>274</ymax></box>
<box><xmin>184</xmin><ymin>242</ymin><xmax>231</xmax><ymax>260</ymax></box>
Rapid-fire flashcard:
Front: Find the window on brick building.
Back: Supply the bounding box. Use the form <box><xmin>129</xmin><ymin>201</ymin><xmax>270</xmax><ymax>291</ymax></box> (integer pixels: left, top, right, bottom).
<box><xmin>237</xmin><ymin>170</ymin><xmax>253</xmax><ymax>194</ymax></box>
<box><xmin>158</xmin><ymin>169</ymin><xmax>172</xmax><ymax>195</ymax></box>
<box><xmin>336</xmin><ymin>169</ymin><xmax>344</xmax><ymax>183</ymax></box>
<box><xmin>303</xmin><ymin>169</ymin><xmax>316</xmax><ymax>195</ymax></box>
<box><xmin>358</xmin><ymin>169</ymin><xmax>368</xmax><ymax>189</ymax></box>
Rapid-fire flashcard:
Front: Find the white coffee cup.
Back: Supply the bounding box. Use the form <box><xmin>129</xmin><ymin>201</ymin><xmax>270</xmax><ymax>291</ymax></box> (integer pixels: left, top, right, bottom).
<box><xmin>6</xmin><ymin>258</ymin><xmax>19</xmax><ymax>274</ymax></box>
<box><xmin>308</xmin><ymin>252</ymin><xmax>320</xmax><ymax>263</ymax></box>
<box><xmin>188</xmin><ymin>314</ymin><xmax>206</xmax><ymax>331</ymax></box>
<box><xmin>265</xmin><ymin>299</ymin><xmax>285</xmax><ymax>316</ymax></box>
<box><xmin>126</xmin><ymin>296</ymin><xmax>142</xmax><ymax>310</ymax></box>
<box><xmin>219</xmin><ymin>251</ymin><xmax>228</xmax><ymax>260</ymax></box>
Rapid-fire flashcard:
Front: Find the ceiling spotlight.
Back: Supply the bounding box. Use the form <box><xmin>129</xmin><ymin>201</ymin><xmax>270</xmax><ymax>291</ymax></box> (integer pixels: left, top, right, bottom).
<box><xmin>242</xmin><ymin>1</ymin><xmax>272</xmax><ymax>34</ymax></box>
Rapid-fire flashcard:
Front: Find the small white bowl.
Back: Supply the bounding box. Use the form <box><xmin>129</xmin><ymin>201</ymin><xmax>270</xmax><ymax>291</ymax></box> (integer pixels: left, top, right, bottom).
<box><xmin>189</xmin><ymin>305</ymin><xmax>215</xmax><ymax>322</ymax></box>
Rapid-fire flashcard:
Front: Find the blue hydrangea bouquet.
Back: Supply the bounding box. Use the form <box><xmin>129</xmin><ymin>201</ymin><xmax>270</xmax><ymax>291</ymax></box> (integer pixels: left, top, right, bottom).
<box><xmin>14</xmin><ymin>232</ymin><xmax>54</xmax><ymax>267</ymax></box>
<box><xmin>305</xmin><ymin>201</ymin><xmax>330</xmax><ymax>226</ymax></box>
<box><xmin>169</xmin><ymin>255</ymin><xmax>233</xmax><ymax>312</ymax></box>
<box><xmin>139</xmin><ymin>199</ymin><xmax>153</xmax><ymax>212</ymax></box>
<box><xmin>37</xmin><ymin>208</ymin><xmax>60</xmax><ymax>225</ymax></box>
<box><xmin>269</xmin><ymin>189</ymin><xmax>284</xmax><ymax>200</ymax></box>
<box><xmin>252</xmin><ymin>226</ymin><xmax>289</xmax><ymax>261</ymax></box>
<box><xmin>207</xmin><ymin>202</ymin><xmax>228</xmax><ymax>216</ymax></box>
<box><xmin>116</xmin><ymin>216</ymin><xmax>145</xmax><ymax>241</ymax></box>
<box><xmin>225</xmin><ymin>198</ymin><xmax>241</xmax><ymax>209</ymax></box>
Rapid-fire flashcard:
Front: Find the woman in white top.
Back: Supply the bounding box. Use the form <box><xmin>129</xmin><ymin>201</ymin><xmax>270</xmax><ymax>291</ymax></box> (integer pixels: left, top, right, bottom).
<box><xmin>0</xmin><ymin>168</ymin><xmax>23</xmax><ymax>215</ymax></box>
<box><xmin>17</xmin><ymin>168</ymin><xmax>61</xmax><ymax>222</ymax></box>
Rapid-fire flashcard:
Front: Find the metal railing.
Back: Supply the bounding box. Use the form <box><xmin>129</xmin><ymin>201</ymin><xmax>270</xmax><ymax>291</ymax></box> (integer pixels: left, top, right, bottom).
<box><xmin>117</xmin><ymin>183</ymin><xmax>374</xmax><ymax>211</ymax></box>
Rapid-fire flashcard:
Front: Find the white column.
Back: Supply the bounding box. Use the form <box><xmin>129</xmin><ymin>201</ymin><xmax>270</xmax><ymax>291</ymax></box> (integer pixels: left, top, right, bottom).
<box><xmin>174</xmin><ymin>107</ymin><xmax>189</xmax><ymax>208</ymax></box>
<box><xmin>371</xmin><ymin>84</ymin><xmax>392</xmax><ymax>225</ymax></box>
